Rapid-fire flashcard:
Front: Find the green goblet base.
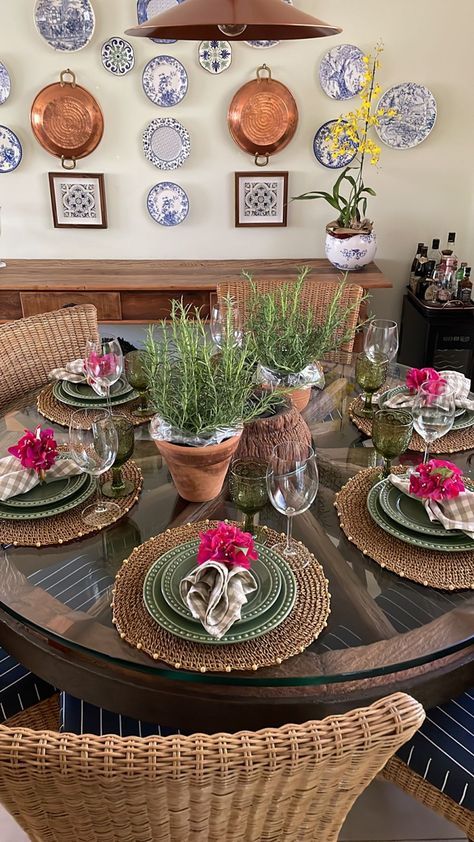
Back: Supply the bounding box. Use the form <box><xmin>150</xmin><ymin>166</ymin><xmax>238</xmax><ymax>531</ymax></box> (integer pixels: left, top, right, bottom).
<box><xmin>102</xmin><ymin>479</ymin><xmax>135</xmax><ymax>499</ymax></box>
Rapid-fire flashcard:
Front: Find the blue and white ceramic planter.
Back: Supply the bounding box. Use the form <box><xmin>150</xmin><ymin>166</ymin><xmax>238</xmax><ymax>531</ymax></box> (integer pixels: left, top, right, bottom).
<box><xmin>325</xmin><ymin>229</ymin><xmax>377</xmax><ymax>271</ymax></box>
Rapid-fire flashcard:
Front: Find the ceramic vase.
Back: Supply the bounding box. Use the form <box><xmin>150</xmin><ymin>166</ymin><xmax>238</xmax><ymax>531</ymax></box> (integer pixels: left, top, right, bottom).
<box><xmin>325</xmin><ymin>229</ymin><xmax>377</xmax><ymax>271</ymax></box>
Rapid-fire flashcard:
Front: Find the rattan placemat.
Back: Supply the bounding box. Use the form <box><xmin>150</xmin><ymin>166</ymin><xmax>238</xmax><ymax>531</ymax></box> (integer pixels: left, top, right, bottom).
<box><xmin>112</xmin><ymin>520</ymin><xmax>331</xmax><ymax>673</ymax></box>
<box><xmin>0</xmin><ymin>461</ymin><xmax>143</xmax><ymax>548</ymax></box>
<box><xmin>37</xmin><ymin>384</ymin><xmax>154</xmax><ymax>429</ymax></box>
<box><xmin>349</xmin><ymin>397</ymin><xmax>474</xmax><ymax>454</ymax></box>
<box><xmin>335</xmin><ymin>467</ymin><xmax>474</xmax><ymax>591</ymax></box>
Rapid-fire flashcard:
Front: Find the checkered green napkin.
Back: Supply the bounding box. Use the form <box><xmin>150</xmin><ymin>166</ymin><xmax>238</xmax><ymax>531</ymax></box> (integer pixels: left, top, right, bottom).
<box><xmin>0</xmin><ymin>455</ymin><xmax>83</xmax><ymax>502</ymax></box>
<box><xmin>390</xmin><ymin>473</ymin><xmax>474</xmax><ymax>538</ymax></box>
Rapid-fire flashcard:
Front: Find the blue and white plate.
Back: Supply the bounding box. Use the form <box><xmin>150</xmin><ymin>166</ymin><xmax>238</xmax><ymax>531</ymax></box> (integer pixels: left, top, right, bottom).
<box><xmin>198</xmin><ymin>41</ymin><xmax>232</xmax><ymax>74</ymax></box>
<box><xmin>137</xmin><ymin>0</ymin><xmax>185</xmax><ymax>44</ymax></box>
<box><xmin>101</xmin><ymin>37</ymin><xmax>135</xmax><ymax>75</ymax></box>
<box><xmin>142</xmin><ymin>55</ymin><xmax>188</xmax><ymax>107</ymax></box>
<box><xmin>313</xmin><ymin>120</ymin><xmax>358</xmax><ymax>169</ymax></box>
<box><xmin>319</xmin><ymin>43</ymin><xmax>365</xmax><ymax>100</ymax></box>
<box><xmin>375</xmin><ymin>82</ymin><xmax>437</xmax><ymax>149</ymax></box>
<box><xmin>143</xmin><ymin>118</ymin><xmax>190</xmax><ymax>170</ymax></box>
<box><xmin>246</xmin><ymin>0</ymin><xmax>291</xmax><ymax>47</ymax></box>
<box><xmin>34</xmin><ymin>0</ymin><xmax>95</xmax><ymax>52</ymax></box>
<box><xmin>147</xmin><ymin>182</ymin><xmax>189</xmax><ymax>226</ymax></box>
<box><xmin>0</xmin><ymin>62</ymin><xmax>11</xmax><ymax>105</ymax></box>
<box><xmin>0</xmin><ymin>126</ymin><xmax>22</xmax><ymax>173</ymax></box>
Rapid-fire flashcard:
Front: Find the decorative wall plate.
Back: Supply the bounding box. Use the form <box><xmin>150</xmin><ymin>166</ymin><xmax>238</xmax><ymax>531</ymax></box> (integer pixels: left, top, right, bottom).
<box><xmin>147</xmin><ymin>182</ymin><xmax>189</xmax><ymax>226</ymax></box>
<box><xmin>0</xmin><ymin>126</ymin><xmax>22</xmax><ymax>173</ymax></box>
<box><xmin>319</xmin><ymin>43</ymin><xmax>365</xmax><ymax>100</ymax></box>
<box><xmin>198</xmin><ymin>40</ymin><xmax>232</xmax><ymax>74</ymax></box>
<box><xmin>0</xmin><ymin>62</ymin><xmax>11</xmax><ymax>105</ymax></box>
<box><xmin>101</xmin><ymin>36</ymin><xmax>135</xmax><ymax>75</ymax></box>
<box><xmin>137</xmin><ymin>0</ymin><xmax>185</xmax><ymax>44</ymax></box>
<box><xmin>375</xmin><ymin>83</ymin><xmax>437</xmax><ymax>149</ymax></box>
<box><xmin>246</xmin><ymin>0</ymin><xmax>292</xmax><ymax>48</ymax></box>
<box><xmin>142</xmin><ymin>55</ymin><xmax>188</xmax><ymax>107</ymax></box>
<box><xmin>313</xmin><ymin>119</ymin><xmax>357</xmax><ymax>168</ymax></box>
<box><xmin>143</xmin><ymin>117</ymin><xmax>190</xmax><ymax>170</ymax></box>
<box><xmin>34</xmin><ymin>0</ymin><xmax>95</xmax><ymax>52</ymax></box>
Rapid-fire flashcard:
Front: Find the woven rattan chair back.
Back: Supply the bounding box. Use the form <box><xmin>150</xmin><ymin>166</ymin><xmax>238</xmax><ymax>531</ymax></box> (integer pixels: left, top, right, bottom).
<box><xmin>217</xmin><ymin>276</ymin><xmax>364</xmax><ymax>365</ymax></box>
<box><xmin>0</xmin><ymin>692</ymin><xmax>424</xmax><ymax>842</ymax></box>
<box><xmin>0</xmin><ymin>305</ymin><xmax>99</xmax><ymax>408</ymax></box>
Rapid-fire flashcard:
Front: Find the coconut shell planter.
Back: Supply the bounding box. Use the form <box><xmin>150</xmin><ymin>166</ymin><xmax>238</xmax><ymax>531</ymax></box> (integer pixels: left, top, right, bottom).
<box><xmin>237</xmin><ymin>398</ymin><xmax>312</xmax><ymax>463</ymax></box>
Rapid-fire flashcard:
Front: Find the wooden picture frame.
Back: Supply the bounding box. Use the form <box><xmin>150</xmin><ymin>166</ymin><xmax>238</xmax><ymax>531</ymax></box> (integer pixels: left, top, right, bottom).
<box><xmin>235</xmin><ymin>171</ymin><xmax>288</xmax><ymax>228</ymax></box>
<box><xmin>48</xmin><ymin>172</ymin><xmax>108</xmax><ymax>229</ymax></box>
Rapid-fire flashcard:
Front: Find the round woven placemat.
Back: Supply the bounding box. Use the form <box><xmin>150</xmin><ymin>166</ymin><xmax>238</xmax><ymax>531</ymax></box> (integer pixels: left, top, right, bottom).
<box><xmin>112</xmin><ymin>520</ymin><xmax>331</xmax><ymax>673</ymax></box>
<box><xmin>335</xmin><ymin>467</ymin><xmax>474</xmax><ymax>591</ymax></box>
<box><xmin>0</xmin><ymin>461</ymin><xmax>143</xmax><ymax>548</ymax></box>
<box><xmin>37</xmin><ymin>384</ymin><xmax>154</xmax><ymax>429</ymax></box>
<box><xmin>349</xmin><ymin>397</ymin><xmax>474</xmax><ymax>454</ymax></box>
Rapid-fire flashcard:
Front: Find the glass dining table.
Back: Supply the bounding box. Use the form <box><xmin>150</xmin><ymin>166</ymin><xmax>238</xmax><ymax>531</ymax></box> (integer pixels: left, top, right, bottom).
<box><xmin>0</xmin><ymin>361</ymin><xmax>472</xmax><ymax>732</ymax></box>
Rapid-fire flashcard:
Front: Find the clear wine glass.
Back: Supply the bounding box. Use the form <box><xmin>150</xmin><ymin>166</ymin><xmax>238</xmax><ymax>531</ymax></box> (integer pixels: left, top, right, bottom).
<box><xmin>210</xmin><ymin>300</ymin><xmax>242</xmax><ymax>349</ymax></box>
<box><xmin>0</xmin><ymin>206</ymin><xmax>6</xmax><ymax>268</ymax></box>
<box><xmin>85</xmin><ymin>338</ymin><xmax>123</xmax><ymax>414</ymax></box>
<box><xmin>69</xmin><ymin>410</ymin><xmax>119</xmax><ymax>527</ymax></box>
<box><xmin>412</xmin><ymin>381</ymin><xmax>456</xmax><ymax>463</ymax></box>
<box><xmin>364</xmin><ymin>319</ymin><xmax>399</xmax><ymax>363</ymax></box>
<box><xmin>266</xmin><ymin>443</ymin><xmax>319</xmax><ymax>557</ymax></box>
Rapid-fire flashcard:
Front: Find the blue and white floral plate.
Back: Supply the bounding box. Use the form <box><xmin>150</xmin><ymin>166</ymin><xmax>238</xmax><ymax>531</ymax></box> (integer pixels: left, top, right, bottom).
<box><xmin>0</xmin><ymin>126</ymin><xmax>22</xmax><ymax>173</ymax></box>
<box><xmin>142</xmin><ymin>55</ymin><xmax>188</xmax><ymax>107</ymax></box>
<box><xmin>375</xmin><ymin>82</ymin><xmax>437</xmax><ymax>149</ymax></box>
<box><xmin>101</xmin><ymin>37</ymin><xmax>135</xmax><ymax>75</ymax></box>
<box><xmin>198</xmin><ymin>41</ymin><xmax>232</xmax><ymax>74</ymax></box>
<box><xmin>143</xmin><ymin>118</ymin><xmax>190</xmax><ymax>170</ymax></box>
<box><xmin>313</xmin><ymin>120</ymin><xmax>357</xmax><ymax>169</ymax></box>
<box><xmin>319</xmin><ymin>43</ymin><xmax>365</xmax><ymax>100</ymax></box>
<box><xmin>0</xmin><ymin>62</ymin><xmax>11</xmax><ymax>105</ymax></box>
<box><xmin>147</xmin><ymin>182</ymin><xmax>189</xmax><ymax>226</ymax></box>
<box><xmin>137</xmin><ymin>0</ymin><xmax>185</xmax><ymax>44</ymax></box>
<box><xmin>34</xmin><ymin>0</ymin><xmax>95</xmax><ymax>52</ymax></box>
<box><xmin>246</xmin><ymin>0</ymin><xmax>291</xmax><ymax>47</ymax></box>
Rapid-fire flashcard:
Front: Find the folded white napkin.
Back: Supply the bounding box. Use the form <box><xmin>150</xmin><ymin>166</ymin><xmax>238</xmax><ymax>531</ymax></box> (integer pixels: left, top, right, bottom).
<box><xmin>49</xmin><ymin>359</ymin><xmax>105</xmax><ymax>397</ymax></box>
<box><xmin>389</xmin><ymin>472</ymin><xmax>474</xmax><ymax>539</ymax></box>
<box><xmin>180</xmin><ymin>561</ymin><xmax>257</xmax><ymax>639</ymax></box>
<box><xmin>0</xmin><ymin>455</ymin><xmax>83</xmax><ymax>502</ymax></box>
<box><xmin>385</xmin><ymin>370</ymin><xmax>474</xmax><ymax>411</ymax></box>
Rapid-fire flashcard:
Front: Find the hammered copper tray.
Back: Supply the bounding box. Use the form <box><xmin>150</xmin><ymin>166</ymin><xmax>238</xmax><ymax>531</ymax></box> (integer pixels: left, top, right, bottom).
<box><xmin>31</xmin><ymin>69</ymin><xmax>104</xmax><ymax>168</ymax></box>
<box><xmin>228</xmin><ymin>65</ymin><xmax>298</xmax><ymax>165</ymax></box>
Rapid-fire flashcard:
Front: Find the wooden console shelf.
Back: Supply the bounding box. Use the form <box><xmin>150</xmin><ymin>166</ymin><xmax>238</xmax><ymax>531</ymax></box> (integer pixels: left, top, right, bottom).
<box><xmin>0</xmin><ymin>259</ymin><xmax>392</xmax><ymax>324</ymax></box>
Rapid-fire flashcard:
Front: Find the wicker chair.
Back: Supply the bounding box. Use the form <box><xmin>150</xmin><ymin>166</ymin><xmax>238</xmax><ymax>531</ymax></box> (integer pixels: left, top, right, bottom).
<box><xmin>217</xmin><ymin>277</ymin><xmax>364</xmax><ymax>365</ymax></box>
<box><xmin>0</xmin><ymin>304</ymin><xmax>99</xmax><ymax>407</ymax></box>
<box><xmin>0</xmin><ymin>692</ymin><xmax>424</xmax><ymax>842</ymax></box>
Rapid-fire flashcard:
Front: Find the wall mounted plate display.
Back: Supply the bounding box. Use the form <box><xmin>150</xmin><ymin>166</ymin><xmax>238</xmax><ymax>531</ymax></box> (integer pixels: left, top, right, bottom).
<box><xmin>319</xmin><ymin>43</ymin><xmax>365</xmax><ymax>100</ymax></box>
<box><xmin>198</xmin><ymin>41</ymin><xmax>232</xmax><ymax>74</ymax></box>
<box><xmin>0</xmin><ymin>126</ymin><xmax>22</xmax><ymax>173</ymax></box>
<box><xmin>143</xmin><ymin>117</ymin><xmax>190</xmax><ymax>170</ymax></box>
<box><xmin>101</xmin><ymin>37</ymin><xmax>135</xmax><ymax>75</ymax></box>
<box><xmin>142</xmin><ymin>56</ymin><xmax>188</xmax><ymax>107</ymax></box>
<box><xmin>147</xmin><ymin>182</ymin><xmax>189</xmax><ymax>226</ymax></box>
<box><xmin>313</xmin><ymin>119</ymin><xmax>357</xmax><ymax>169</ymax></box>
<box><xmin>375</xmin><ymin>83</ymin><xmax>437</xmax><ymax>149</ymax></box>
<box><xmin>34</xmin><ymin>0</ymin><xmax>95</xmax><ymax>52</ymax></box>
<box><xmin>137</xmin><ymin>0</ymin><xmax>185</xmax><ymax>44</ymax></box>
<box><xmin>246</xmin><ymin>0</ymin><xmax>292</xmax><ymax>48</ymax></box>
<box><xmin>0</xmin><ymin>62</ymin><xmax>11</xmax><ymax>105</ymax></box>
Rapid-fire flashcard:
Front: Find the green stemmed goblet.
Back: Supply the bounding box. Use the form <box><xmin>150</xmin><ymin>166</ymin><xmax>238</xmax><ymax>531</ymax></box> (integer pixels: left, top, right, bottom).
<box><xmin>125</xmin><ymin>350</ymin><xmax>150</xmax><ymax>417</ymax></box>
<box><xmin>102</xmin><ymin>415</ymin><xmax>135</xmax><ymax>498</ymax></box>
<box><xmin>354</xmin><ymin>352</ymin><xmax>389</xmax><ymax>418</ymax></box>
<box><xmin>229</xmin><ymin>458</ymin><xmax>268</xmax><ymax>537</ymax></box>
<box><xmin>372</xmin><ymin>409</ymin><xmax>414</xmax><ymax>479</ymax></box>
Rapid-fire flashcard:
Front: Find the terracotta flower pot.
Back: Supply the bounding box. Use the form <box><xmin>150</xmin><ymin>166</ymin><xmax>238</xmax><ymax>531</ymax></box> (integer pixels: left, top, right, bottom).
<box><xmin>289</xmin><ymin>388</ymin><xmax>311</xmax><ymax>412</ymax></box>
<box><xmin>237</xmin><ymin>399</ymin><xmax>312</xmax><ymax>463</ymax></box>
<box><xmin>156</xmin><ymin>434</ymin><xmax>242</xmax><ymax>502</ymax></box>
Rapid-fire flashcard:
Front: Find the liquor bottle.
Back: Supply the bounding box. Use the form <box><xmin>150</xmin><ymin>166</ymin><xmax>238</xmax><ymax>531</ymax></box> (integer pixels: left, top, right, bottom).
<box><xmin>409</xmin><ymin>242</ymin><xmax>425</xmax><ymax>291</ymax></box>
<box><xmin>439</xmin><ymin>232</ymin><xmax>457</xmax><ymax>274</ymax></box>
<box><xmin>455</xmin><ymin>262</ymin><xmax>468</xmax><ymax>299</ymax></box>
<box><xmin>425</xmin><ymin>238</ymin><xmax>441</xmax><ymax>279</ymax></box>
<box><xmin>460</xmin><ymin>267</ymin><xmax>472</xmax><ymax>303</ymax></box>
<box><xmin>414</xmin><ymin>246</ymin><xmax>429</xmax><ymax>297</ymax></box>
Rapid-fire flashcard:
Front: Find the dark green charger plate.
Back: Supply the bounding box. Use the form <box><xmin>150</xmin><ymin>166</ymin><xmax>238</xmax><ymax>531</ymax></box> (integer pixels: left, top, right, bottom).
<box><xmin>61</xmin><ymin>377</ymin><xmax>132</xmax><ymax>402</ymax></box>
<box><xmin>379</xmin><ymin>386</ymin><xmax>473</xmax><ymax>429</ymax></box>
<box><xmin>378</xmin><ymin>477</ymin><xmax>474</xmax><ymax>537</ymax></box>
<box><xmin>53</xmin><ymin>380</ymin><xmax>139</xmax><ymax>410</ymax></box>
<box><xmin>0</xmin><ymin>473</ymin><xmax>95</xmax><ymax>521</ymax></box>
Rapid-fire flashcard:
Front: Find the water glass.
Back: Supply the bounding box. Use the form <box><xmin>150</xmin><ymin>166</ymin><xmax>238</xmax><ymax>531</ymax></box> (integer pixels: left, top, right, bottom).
<box><xmin>210</xmin><ymin>300</ymin><xmax>242</xmax><ymax>349</ymax></box>
<box><xmin>102</xmin><ymin>415</ymin><xmax>135</xmax><ymax>499</ymax></box>
<box><xmin>354</xmin><ymin>352</ymin><xmax>389</xmax><ymax>418</ymax></box>
<box><xmin>364</xmin><ymin>319</ymin><xmax>399</xmax><ymax>363</ymax></box>
<box><xmin>85</xmin><ymin>338</ymin><xmax>123</xmax><ymax>414</ymax></box>
<box><xmin>266</xmin><ymin>443</ymin><xmax>319</xmax><ymax>557</ymax></box>
<box><xmin>412</xmin><ymin>381</ymin><xmax>456</xmax><ymax>463</ymax></box>
<box><xmin>68</xmin><ymin>410</ymin><xmax>119</xmax><ymax>527</ymax></box>
<box><xmin>125</xmin><ymin>350</ymin><xmax>150</xmax><ymax>416</ymax></box>
<box><xmin>229</xmin><ymin>458</ymin><xmax>268</xmax><ymax>537</ymax></box>
<box><xmin>372</xmin><ymin>409</ymin><xmax>414</xmax><ymax>478</ymax></box>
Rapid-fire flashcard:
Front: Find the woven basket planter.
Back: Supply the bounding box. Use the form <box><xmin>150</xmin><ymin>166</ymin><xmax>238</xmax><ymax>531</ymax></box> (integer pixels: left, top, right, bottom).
<box><xmin>236</xmin><ymin>399</ymin><xmax>312</xmax><ymax>463</ymax></box>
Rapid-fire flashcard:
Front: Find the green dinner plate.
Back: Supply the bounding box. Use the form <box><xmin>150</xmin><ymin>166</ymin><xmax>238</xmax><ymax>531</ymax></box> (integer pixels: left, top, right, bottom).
<box><xmin>379</xmin><ymin>386</ymin><xmax>473</xmax><ymax>429</ymax></box>
<box><xmin>159</xmin><ymin>540</ymin><xmax>282</xmax><ymax>625</ymax></box>
<box><xmin>143</xmin><ymin>543</ymin><xmax>297</xmax><ymax>645</ymax></box>
<box><xmin>367</xmin><ymin>480</ymin><xmax>474</xmax><ymax>552</ymax></box>
<box><xmin>61</xmin><ymin>377</ymin><xmax>132</xmax><ymax>402</ymax></box>
<box><xmin>53</xmin><ymin>380</ymin><xmax>139</xmax><ymax>410</ymax></box>
<box><xmin>1</xmin><ymin>470</ymin><xmax>88</xmax><ymax>510</ymax></box>
<box><xmin>378</xmin><ymin>477</ymin><xmax>473</xmax><ymax>537</ymax></box>
<box><xmin>0</xmin><ymin>473</ymin><xmax>95</xmax><ymax>521</ymax></box>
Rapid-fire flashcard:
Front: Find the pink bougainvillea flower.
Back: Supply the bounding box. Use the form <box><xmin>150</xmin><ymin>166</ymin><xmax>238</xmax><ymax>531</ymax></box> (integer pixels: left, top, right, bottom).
<box><xmin>409</xmin><ymin>459</ymin><xmax>465</xmax><ymax>501</ymax></box>
<box><xmin>197</xmin><ymin>522</ymin><xmax>259</xmax><ymax>570</ymax></box>
<box><xmin>406</xmin><ymin>367</ymin><xmax>441</xmax><ymax>394</ymax></box>
<box><xmin>8</xmin><ymin>425</ymin><xmax>58</xmax><ymax>480</ymax></box>
<box><xmin>87</xmin><ymin>351</ymin><xmax>119</xmax><ymax>379</ymax></box>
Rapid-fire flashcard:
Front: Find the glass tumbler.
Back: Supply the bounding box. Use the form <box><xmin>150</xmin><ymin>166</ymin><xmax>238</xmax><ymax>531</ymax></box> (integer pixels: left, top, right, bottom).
<box><xmin>354</xmin><ymin>352</ymin><xmax>389</xmax><ymax>418</ymax></box>
<box><xmin>229</xmin><ymin>458</ymin><xmax>268</xmax><ymax>537</ymax></box>
<box><xmin>372</xmin><ymin>409</ymin><xmax>414</xmax><ymax>478</ymax></box>
<box><xmin>102</xmin><ymin>415</ymin><xmax>135</xmax><ymax>498</ymax></box>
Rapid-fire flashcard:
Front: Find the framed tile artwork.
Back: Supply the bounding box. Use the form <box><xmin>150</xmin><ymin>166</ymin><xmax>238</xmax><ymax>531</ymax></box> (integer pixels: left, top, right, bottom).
<box><xmin>234</xmin><ymin>171</ymin><xmax>288</xmax><ymax>227</ymax></box>
<box><xmin>48</xmin><ymin>172</ymin><xmax>108</xmax><ymax>229</ymax></box>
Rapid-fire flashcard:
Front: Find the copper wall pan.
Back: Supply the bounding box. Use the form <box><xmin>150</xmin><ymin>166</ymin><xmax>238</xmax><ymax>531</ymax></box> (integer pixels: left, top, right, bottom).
<box><xmin>228</xmin><ymin>65</ymin><xmax>298</xmax><ymax>166</ymax></box>
<box><xmin>31</xmin><ymin>70</ymin><xmax>104</xmax><ymax>170</ymax></box>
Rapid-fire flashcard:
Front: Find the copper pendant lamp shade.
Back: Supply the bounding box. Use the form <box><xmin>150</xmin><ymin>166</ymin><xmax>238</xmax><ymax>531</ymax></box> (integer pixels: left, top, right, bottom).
<box><xmin>125</xmin><ymin>0</ymin><xmax>342</xmax><ymax>41</ymax></box>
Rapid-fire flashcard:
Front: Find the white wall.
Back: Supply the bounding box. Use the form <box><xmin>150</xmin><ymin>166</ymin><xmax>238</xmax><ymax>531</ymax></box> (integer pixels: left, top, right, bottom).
<box><xmin>1</xmin><ymin>0</ymin><xmax>473</xmax><ymax>322</ymax></box>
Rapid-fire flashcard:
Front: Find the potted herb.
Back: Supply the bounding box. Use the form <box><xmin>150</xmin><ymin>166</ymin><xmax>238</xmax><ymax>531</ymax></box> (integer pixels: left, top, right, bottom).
<box><xmin>145</xmin><ymin>300</ymin><xmax>278</xmax><ymax>502</ymax></box>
